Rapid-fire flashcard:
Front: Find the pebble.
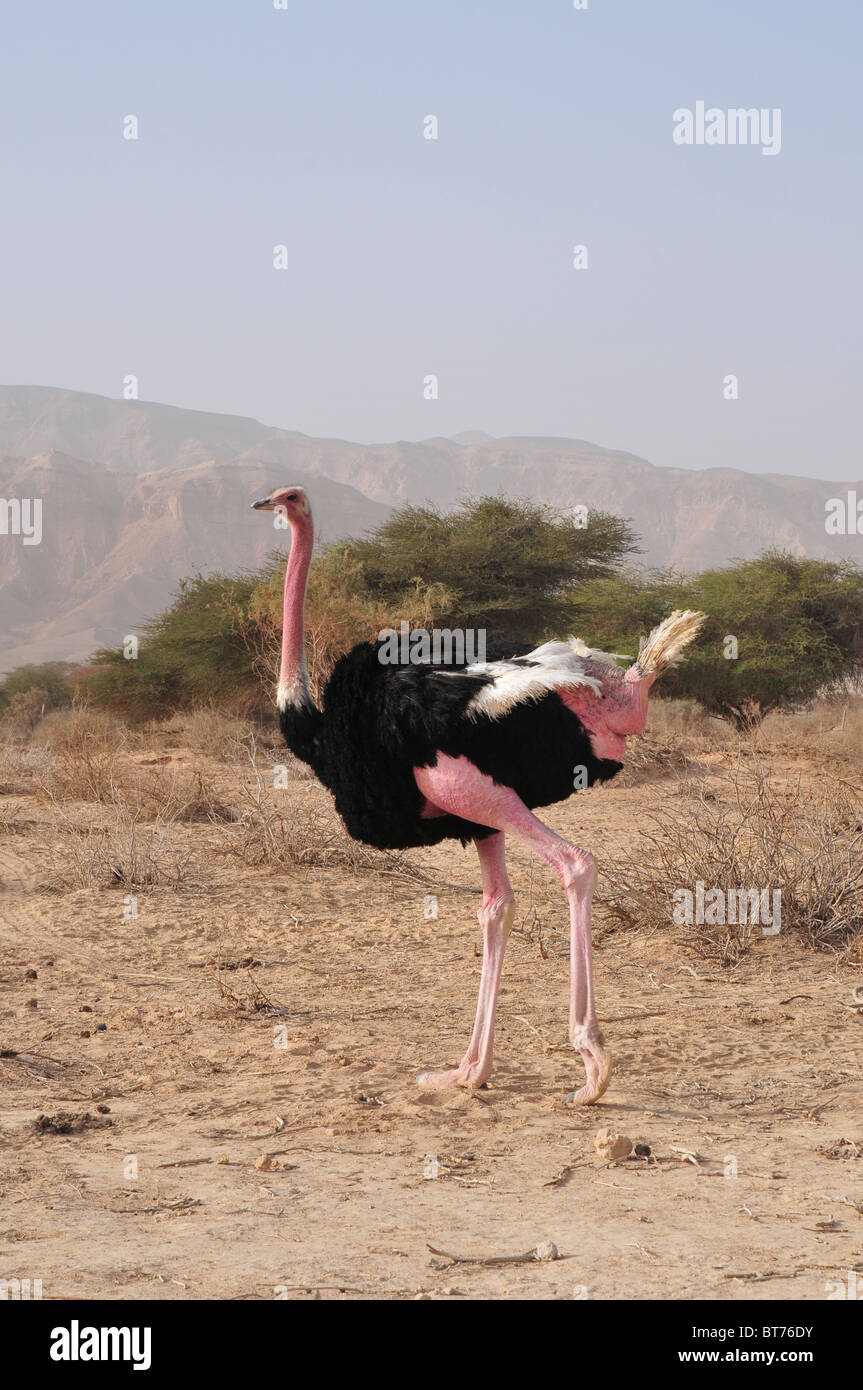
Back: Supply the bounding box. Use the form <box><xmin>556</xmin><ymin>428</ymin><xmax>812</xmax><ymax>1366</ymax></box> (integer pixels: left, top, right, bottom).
<box><xmin>594</xmin><ymin>1127</ymin><xmax>633</xmax><ymax>1160</ymax></box>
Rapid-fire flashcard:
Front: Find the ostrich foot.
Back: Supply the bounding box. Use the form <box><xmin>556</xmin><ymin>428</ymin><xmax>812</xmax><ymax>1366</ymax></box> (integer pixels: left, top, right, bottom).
<box><xmin>564</xmin><ymin>1029</ymin><xmax>611</xmax><ymax>1105</ymax></box>
<box><xmin>417</xmin><ymin>1059</ymin><xmax>489</xmax><ymax>1090</ymax></box>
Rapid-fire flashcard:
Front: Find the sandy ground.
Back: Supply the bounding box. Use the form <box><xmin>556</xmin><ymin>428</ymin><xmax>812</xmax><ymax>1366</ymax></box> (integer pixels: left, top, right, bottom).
<box><xmin>1</xmin><ymin>737</ymin><xmax>862</xmax><ymax>1302</ymax></box>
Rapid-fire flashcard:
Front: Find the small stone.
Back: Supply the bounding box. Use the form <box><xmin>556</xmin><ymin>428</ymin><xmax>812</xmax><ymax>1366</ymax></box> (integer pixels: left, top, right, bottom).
<box><xmin>594</xmin><ymin>1126</ymin><xmax>633</xmax><ymax>1161</ymax></box>
<box><xmin>535</xmin><ymin>1241</ymin><xmax>559</xmax><ymax>1262</ymax></box>
<box><xmin>24</xmin><ymin>970</ymin><xmax>37</xmax><ymax>980</ymax></box>
<box><xmin>254</xmin><ymin>1154</ymin><xmax>273</xmax><ymax>1171</ymax></box>
<box><xmin>634</xmin><ymin>1142</ymin><xmax>652</xmax><ymax>1158</ymax></box>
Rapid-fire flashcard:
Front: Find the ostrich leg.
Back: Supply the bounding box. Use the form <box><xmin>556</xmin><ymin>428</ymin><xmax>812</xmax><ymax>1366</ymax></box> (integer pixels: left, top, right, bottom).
<box><xmin>415</xmin><ymin>754</ymin><xmax>610</xmax><ymax>1104</ymax></box>
<box><xmin>562</xmin><ymin>845</ymin><xmax>609</xmax><ymax>1104</ymax></box>
<box><xmin>417</xmin><ymin>832</ymin><xmax>514</xmax><ymax>1089</ymax></box>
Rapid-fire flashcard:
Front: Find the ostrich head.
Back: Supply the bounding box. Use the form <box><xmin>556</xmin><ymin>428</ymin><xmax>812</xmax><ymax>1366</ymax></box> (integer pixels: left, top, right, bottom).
<box><xmin>565</xmin><ymin>610</ymin><xmax>706</xmax><ymax>759</ymax></box>
<box><xmin>251</xmin><ymin>485</ymin><xmax>311</xmax><ymax>522</ymax></box>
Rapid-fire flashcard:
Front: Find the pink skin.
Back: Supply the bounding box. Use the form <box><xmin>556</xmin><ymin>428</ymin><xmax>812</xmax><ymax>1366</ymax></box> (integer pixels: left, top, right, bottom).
<box><xmin>561</xmin><ymin>660</ymin><xmax>657</xmax><ymax>761</ymax></box>
<box><xmin>415</xmin><ymin>755</ymin><xmax>610</xmax><ymax>1103</ymax></box>
<box><xmin>417</xmin><ymin>832</ymin><xmax>514</xmax><ymax>1089</ymax></box>
<box><xmin>251</xmin><ymin>488</ymin><xmax>314</xmax><ymax>694</ymax></box>
<box><xmin>276</xmin><ymin>510</ymin><xmax>313</xmax><ymax>694</ymax></box>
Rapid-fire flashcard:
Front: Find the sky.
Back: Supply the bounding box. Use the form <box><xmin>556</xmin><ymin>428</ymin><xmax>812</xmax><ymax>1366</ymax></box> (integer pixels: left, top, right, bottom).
<box><xmin>1</xmin><ymin>0</ymin><xmax>860</xmax><ymax>479</ymax></box>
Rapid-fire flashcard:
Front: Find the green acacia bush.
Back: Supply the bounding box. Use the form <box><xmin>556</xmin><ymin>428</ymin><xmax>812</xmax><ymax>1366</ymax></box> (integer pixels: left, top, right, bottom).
<box><xmin>0</xmin><ymin>662</ymin><xmax>76</xmax><ymax>719</ymax></box>
<box><xmin>571</xmin><ymin>553</ymin><xmax>863</xmax><ymax>728</ymax></box>
<box><xmin>342</xmin><ymin>496</ymin><xmax>638</xmax><ymax>649</ymax></box>
<box><xmin>78</xmin><ymin>573</ymin><xmax>263</xmax><ymax>721</ymax></box>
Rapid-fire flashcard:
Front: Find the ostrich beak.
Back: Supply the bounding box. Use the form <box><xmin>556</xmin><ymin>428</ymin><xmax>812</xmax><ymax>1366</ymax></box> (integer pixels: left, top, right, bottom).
<box><xmin>251</xmin><ymin>497</ymin><xmax>273</xmax><ymax>510</ymax></box>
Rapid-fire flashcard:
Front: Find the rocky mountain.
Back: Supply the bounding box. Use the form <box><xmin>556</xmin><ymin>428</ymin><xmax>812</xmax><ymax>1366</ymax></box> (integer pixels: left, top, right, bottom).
<box><xmin>1</xmin><ymin>386</ymin><xmax>860</xmax><ymax>674</ymax></box>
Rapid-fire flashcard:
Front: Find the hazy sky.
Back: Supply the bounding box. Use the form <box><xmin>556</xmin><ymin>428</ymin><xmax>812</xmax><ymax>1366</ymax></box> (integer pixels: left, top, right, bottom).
<box><xmin>1</xmin><ymin>1</ymin><xmax>860</xmax><ymax>478</ymax></box>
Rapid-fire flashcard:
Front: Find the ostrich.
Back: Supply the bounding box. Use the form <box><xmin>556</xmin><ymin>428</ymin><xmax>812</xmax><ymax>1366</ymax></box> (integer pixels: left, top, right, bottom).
<box><xmin>252</xmin><ymin>485</ymin><xmax>704</xmax><ymax>1103</ymax></box>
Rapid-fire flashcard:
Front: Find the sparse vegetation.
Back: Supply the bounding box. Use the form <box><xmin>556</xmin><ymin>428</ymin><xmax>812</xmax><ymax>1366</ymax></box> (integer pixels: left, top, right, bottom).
<box><xmin>45</xmin><ymin>795</ymin><xmax>193</xmax><ymax>890</ymax></box>
<box><xmin>213</xmin><ymin>743</ymin><xmax>383</xmax><ymax>872</ymax></box>
<box><xmin>33</xmin><ymin>707</ymin><xmax>131</xmax><ymax>803</ymax></box>
<box><xmin>158</xmin><ymin>707</ymin><xmax>259</xmax><ymax>761</ymax></box>
<box><xmin>600</xmin><ymin>762</ymin><xmax>863</xmax><ymax>960</ymax></box>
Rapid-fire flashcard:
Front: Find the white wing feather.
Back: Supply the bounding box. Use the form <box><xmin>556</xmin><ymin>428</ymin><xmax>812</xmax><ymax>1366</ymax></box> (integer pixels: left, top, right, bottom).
<box><xmin>462</xmin><ymin>637</ymin><xmax>630</xmax><ymax>722</ymax></box>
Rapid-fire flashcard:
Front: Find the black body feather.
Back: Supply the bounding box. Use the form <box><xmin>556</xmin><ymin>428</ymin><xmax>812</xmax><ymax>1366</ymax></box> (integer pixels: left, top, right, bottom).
<box><xmin>280</xmin><ymin>640</ymin><xmax>622</xmax><ymax>850</ymax></box>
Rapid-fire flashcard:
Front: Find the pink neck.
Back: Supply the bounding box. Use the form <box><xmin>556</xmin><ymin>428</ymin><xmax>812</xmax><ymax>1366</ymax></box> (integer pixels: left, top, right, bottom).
<box><xmin>278</xmin><ymin>511</ymin><xmax>314</xmax><ymax>706</ymax></box>
<box><xmin>560</xmin><ymin>662</ymin><xmax>658</xmax><ymax>762</ymax></box>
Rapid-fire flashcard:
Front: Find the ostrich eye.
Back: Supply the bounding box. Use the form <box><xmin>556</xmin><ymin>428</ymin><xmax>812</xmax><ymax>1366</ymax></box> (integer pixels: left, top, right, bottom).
<box><xmin>286</xmin><ymin>493</ymin><xmax>298</xmax><ymax>501</ymax></box>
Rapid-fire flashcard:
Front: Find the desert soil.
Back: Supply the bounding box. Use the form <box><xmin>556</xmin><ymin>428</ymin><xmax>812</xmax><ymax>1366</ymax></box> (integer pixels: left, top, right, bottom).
<box><xmin>1</xmin><ymin>740</ymin><xmax>862</xmax><ymax>1301</ymax></box>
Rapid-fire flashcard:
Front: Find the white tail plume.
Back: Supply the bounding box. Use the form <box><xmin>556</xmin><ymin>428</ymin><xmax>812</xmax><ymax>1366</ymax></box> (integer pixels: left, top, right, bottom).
<box><xmin>635</xmin><ymin>609</ymin><xmax>706</xmax><ymax>675</ymax></box>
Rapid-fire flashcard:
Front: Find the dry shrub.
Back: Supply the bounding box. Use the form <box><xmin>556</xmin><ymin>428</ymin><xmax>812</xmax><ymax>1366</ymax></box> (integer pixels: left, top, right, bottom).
<box><xmin>646</xmin><ymin>693</ymin><xmax>863</xmax><ymax>765</ymax></box>
<box><xmin>159</xmin><ymin>707</ymin><xmax>257</xmax><ymax>761</ymax></box>
<box><xmin>629</xmin><ymin>694</ymin><xmax>863</xmax><ymax>779</ymax></box>
<box><xmin>213</xmin><ymin>968</ymin><xmax>282</xmax><ymax>1018</ymax></box>
<box><xmin>0</xmin><ymin>688</ymin><xmax>52</xmax><ymax>736</ymax></box>
<box><xmin>214</xmin><ymin>747</ymin><xmax>379</xmax><ymax>872</ymax></box>
<box><xmin>0</xmin><ymin>742</ymin><xmax>53</xmax><ymax>793</ymax></box>
<box><xmin>599</xmin><ymin>762</ymin><xmax>863</xmax><ymax>961</ymax></box>
<box><xmin>32</xmin><ymin>706</ymin><xmax>132</xmax><ymax>753</ymax></box>
<box><xmin>126</xmin><ymin>765</ymin><xmax>236</xmax><ymax>823</ymax></box>
<box><xmin>620</xmin><ymin>734</ymin><xmax>688</xmax><ymax>782</ymax></box>
<box><xmin>29</xmin><ymin>706</ymin><xmax>235</xmax><ymax>822</ymax></box>
<box><xmin>644</xmin><ymin>698</ymin><xmax>733</xmax><ymax>751</ymax></box>
<box><xmin>616</xmin><ymin>699</ymin><xmax>732</xmax><ymax>785</ymax></box>
<box><xmin>45</xmin><ymin>796</ymin><xmax>191</xmax><ymax>890</ymax></box>
<box><xmin>33</xmin><ymin>707</ymin><xmax>131</xmax><ymax>803</ymax></box>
